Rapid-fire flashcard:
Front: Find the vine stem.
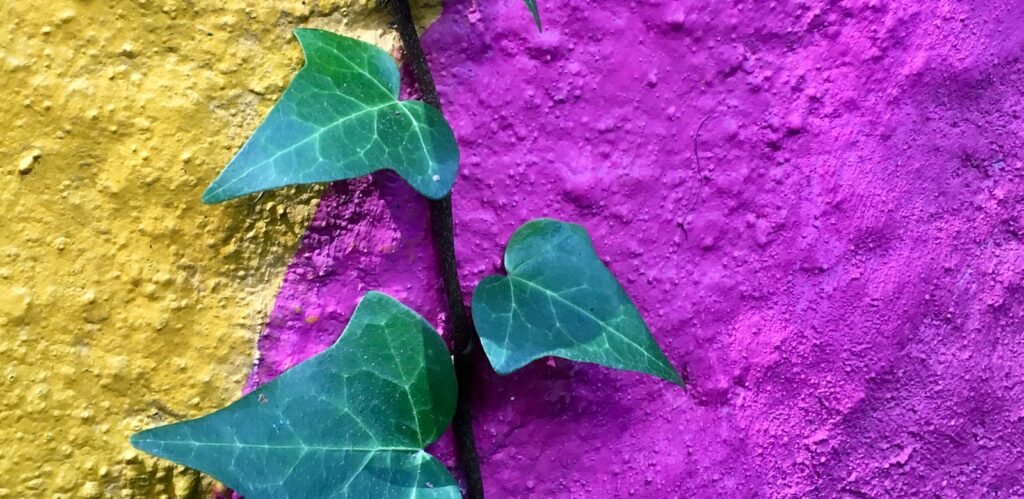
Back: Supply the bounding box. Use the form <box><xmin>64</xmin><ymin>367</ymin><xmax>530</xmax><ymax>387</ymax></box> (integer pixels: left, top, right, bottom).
<box><xmin>382</xmin><ymin>1</ymin><xmax>486</xmax><ymax>497</ymax></box>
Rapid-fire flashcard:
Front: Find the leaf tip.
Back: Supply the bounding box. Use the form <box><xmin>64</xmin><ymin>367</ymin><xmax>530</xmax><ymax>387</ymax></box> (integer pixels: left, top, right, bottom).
<box><xmin>523</xmin><ymin>0</ymin><xmax>542</xmax><ymax>32</ymax></box>
<box><xmin>291</xmin><ymin>27</ymin><xmax>321</xmax><ymax>46</ymax></box>
<box><xmin>199</xmin><ymin>188</ymin><xmax>222</xmax><ymax>204</ymax></box>
<box><xmin>668</xmin><ymin>372</ymin><xmax>687</xmax><ymax>389</ymax></box>
<box><xmin>653</xmin><ymin>361</ymin><xmax>687</xmax><ymax>388</ymax></box>
<box><xmin>128</xmin><ymin>429</ymin><xmax>158</xmax><ymax>454</ymax></box>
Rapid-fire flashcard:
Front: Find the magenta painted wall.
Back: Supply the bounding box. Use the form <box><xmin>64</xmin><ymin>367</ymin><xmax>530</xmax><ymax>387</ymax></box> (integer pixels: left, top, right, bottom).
<box><xmin>247</xmin><ymin>0</ymin><xmax>1024</xmax><ymax>496</ymax></box>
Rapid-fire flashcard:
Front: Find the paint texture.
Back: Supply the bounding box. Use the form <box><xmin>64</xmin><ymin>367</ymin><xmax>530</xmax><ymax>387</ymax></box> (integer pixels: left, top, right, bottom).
<box><xmin>251</xmin><ymin>0</ymin><xmax>1024</xmax><ymax>497</ymax></box>
<box><xmin>0</xmin><ymin>1</ymin><xmax>439</xmax><ymax>496</ymax></box>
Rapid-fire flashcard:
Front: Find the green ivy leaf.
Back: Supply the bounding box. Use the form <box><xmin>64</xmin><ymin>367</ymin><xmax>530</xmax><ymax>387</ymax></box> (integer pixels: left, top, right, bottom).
<box><xmin>523</xmin><ymin>0</ymin><xmax>542</xmax><ymax>32</ymax></box>
<box><xmin>131</xmin><ymin>292</ymin><xmax>460</xmax><ymax>498</ymax></box>
<box><xmin>472</xmin><ymin>218</ymin><xmax>684</xmax><ymax>386</ymax></box>
<box><xmin>202</xmin><ymin>29</ymin><xmax>459</xmax><ymax>203</ymax></box>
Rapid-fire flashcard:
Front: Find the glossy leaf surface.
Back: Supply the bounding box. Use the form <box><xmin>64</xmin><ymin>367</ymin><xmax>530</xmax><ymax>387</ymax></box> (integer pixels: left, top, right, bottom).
<box><xmin>131</xmin><ymin>292</ymin><xmax>459</xmax><ymax>498</ymax></box>
<box><xmin>523</xmin><ymin>0</ymin><xmax>542</xmax><ymax>31</ymax></box>
<box><xmin>202</xmin><ymin>29</ymin><xmax>459</xmax><ymax>203</ymax></box>
<box><xmin>472</xmin><ymin>218</ymin><xmax>683</xmax><ymax>386</ymax></box>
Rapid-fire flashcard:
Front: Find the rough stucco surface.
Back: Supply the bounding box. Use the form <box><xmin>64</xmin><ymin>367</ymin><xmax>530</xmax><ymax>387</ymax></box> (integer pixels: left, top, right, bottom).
<box><xmin>0</xmin><ymin>1</ymin><xmax>434</xmax><ymax>496</ymax></box>
<box><xmin>249</xmin><ymin>0</ymin><xmax>1024</xmax><ymax>497</ymax></box>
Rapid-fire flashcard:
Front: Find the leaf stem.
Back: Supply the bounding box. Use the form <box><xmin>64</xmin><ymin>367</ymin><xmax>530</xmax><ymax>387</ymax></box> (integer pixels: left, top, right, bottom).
<box><xmin>383</xmin><ymin>1</ymin><xmax>486</xmax><ymax>498</ymax></box>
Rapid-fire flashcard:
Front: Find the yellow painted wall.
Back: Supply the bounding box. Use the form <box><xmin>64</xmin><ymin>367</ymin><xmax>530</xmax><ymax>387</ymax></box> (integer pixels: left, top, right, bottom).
<box><xmin>1</xmin><ymin>1</ymin><xmax>437</xmax><ymax>496</ymax></box>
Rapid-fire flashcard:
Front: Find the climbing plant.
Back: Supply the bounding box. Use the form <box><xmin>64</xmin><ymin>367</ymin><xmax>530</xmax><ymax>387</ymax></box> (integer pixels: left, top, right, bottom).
<box><xmin>132</xmin><ymin>2</ymin><xmax>683</xmax><ymax>498</ymax></box>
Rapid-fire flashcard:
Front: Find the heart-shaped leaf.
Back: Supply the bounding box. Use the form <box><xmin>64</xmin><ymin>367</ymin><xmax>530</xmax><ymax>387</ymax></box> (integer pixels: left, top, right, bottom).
<box><xmin>472</xmin><ymin>218</ymin><xmax>683</xmax><ymax>386</ymax></box>
<box><xmin>131</xmin><ymin>292</ymin><xmax>459</xmax><ymax>498</ymax></box>
<box><xmin>202</xmin><ymin>29</ymin><xmax>459</xmax><ymax>203</ymax></box>
<box><xmin>523</xmin><ymin>0</ymin><xmax>542</xmax><ymax>31</ymax></box>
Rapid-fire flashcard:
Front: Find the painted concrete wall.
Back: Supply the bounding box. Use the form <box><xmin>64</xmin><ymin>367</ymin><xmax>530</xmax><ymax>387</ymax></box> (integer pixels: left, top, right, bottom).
<box><xmin>1</xmin><ymin>1</ymin><xmax>436</xmax><ymax>496</ymax></box>
<box><xmin>251</xmin><ymin>0</ymin><xmax>1024</xmax><ymax>497</ymax></box>
<box><xmin>5</xmin><ymin>0</ymin><xmax>1024</xmax><ymax>497</ymax></box>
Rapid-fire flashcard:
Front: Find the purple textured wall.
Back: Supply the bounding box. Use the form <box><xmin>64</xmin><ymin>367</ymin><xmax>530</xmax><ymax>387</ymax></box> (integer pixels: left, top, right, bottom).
<box><xmin>248</xmin><ymin>0</ymin><xmax>1024</xmax><ymax>496</ymax></box>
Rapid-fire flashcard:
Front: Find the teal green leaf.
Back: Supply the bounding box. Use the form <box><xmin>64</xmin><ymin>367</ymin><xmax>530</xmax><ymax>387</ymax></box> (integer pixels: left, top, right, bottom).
<box><xmin>131</xmin><ymin>292</ymin><xmax>459</xmax><ymax>498</ymax></box>
<box><xmin>523</xmin><ymin>0</ymin><xmax>542</xmax><ymax>31</ymax></box>
<box><xmin>202</xmin><ymin>29</ymin><xmax>459</xmax><ymax>203</ymax></box>
<box><xmin>472</xmin><ymin>218</ymin><xmax>683</xmax><ymax>386</ymax></box>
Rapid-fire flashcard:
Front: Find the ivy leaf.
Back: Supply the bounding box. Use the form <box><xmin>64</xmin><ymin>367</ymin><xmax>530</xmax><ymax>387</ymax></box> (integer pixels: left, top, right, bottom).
<box><xmin>202</xmin><ymin>29</ymin><xmax>459</xmax><ymax>203</ymax></box>
<box><xmin>472</xmin><ymin>218</ymin><xmax>684</xmax><ymax>386</ymax></box>
<box><xmin>131</xmin><ymin>292</ymin><xmax>460</xmax><ymax>498</ymax></box>
<box><xmin>523</xmin><ymin>0</ymin><xmax>542</xmax><ymax>32</ymax></box>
